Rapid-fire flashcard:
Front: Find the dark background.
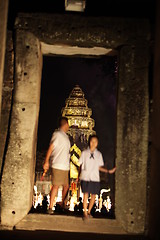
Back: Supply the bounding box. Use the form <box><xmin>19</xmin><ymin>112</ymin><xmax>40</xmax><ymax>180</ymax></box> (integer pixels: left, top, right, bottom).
<box><xmin>37</xmin><ymin>55</ymin><xmax>117</xmax><ymax>172</ymax></box>
<box><xmin>7</xmin><ymin>0</ymin><xmax>155</xmax><ymax>30</ymax></box>
<box><xmin>36</xmin><ymin>55</ymin><xmax>117</xmax><ymax>201</ymax></box>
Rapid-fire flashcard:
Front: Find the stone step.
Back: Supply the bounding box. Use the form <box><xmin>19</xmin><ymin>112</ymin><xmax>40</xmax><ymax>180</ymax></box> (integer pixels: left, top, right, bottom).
<box><xmin>15</xmin><ymin>214</ymin><xmax>126</xmax><ymax>235</ymax></box>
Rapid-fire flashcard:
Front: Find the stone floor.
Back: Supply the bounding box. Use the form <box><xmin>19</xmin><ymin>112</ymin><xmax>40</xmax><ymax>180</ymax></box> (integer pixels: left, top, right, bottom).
<box><xmin>0</xmin><ymin>213</ymin><xmax>152</xmax><ymax>240</ymax></box>
<box><xmin>0</xmin><ymin>213</ymin><xmax>150</xmax><ymax>240</ymax></box>
<box><xmin>15</xmin><ymin>213</ymin><xmax>126</xmax><ymax>234</ymax></box>
<box><xmin>0</xmin><ymin>191</ymin><xmax>150</xmax><ymax>240</ymax></box>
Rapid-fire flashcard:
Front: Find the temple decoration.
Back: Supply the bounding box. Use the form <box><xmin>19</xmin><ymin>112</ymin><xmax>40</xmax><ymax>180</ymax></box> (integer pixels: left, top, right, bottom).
<box><xmin>62</xmin><ymin>85</ymin><xmax>96</xmax><ymax>146</ymax></box>
<box><xmin>62</xmin><ymin>85</ymin><xmax>96</xmax><ymax>201</ymax></box>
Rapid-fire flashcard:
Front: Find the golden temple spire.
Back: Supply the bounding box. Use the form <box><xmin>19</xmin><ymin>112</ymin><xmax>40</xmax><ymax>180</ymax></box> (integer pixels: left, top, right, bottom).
<box><xmin>61</xmin><ymin>85</ymin><xmax>96</xmax><ymax>144</ymax></box>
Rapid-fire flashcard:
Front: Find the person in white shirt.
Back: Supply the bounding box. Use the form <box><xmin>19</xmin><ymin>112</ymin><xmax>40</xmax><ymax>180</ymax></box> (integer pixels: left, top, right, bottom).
<box><xmin>43</xmin><ymin>117</ymin><xmax>70</xmax><ymax>214</ymax></box>
<box><xmin>78</xmin><ymin>135</ymin><xmax>116</xmax><ymax>219</ymax></box>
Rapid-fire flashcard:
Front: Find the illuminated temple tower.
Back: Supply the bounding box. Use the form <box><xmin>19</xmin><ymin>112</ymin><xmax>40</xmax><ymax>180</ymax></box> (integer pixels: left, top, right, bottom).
<box><xmin>62</xmin><ymin>85</ymin><xmax>95</xmax><ymax>145</ymax></box>
<box><xmin>62</xmin><ymin>85</ymin><xmax>96</xmax><ymax>201</ymax></box>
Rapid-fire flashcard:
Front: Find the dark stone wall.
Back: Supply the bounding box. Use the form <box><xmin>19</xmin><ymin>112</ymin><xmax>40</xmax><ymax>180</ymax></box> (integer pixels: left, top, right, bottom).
<box><xmin>149</xmin><ymin>0</ymin><xmax>160</xmax><ymax>239</ymax></box>
<box><xmin>116</xmin><ymin>44</ymin><xmax>149</xmax><ymax>233</ymax></box>
<box><xmin>0</xmin><ymin>0</ymin><xmax>8</xmax><ymax>125</ymax></box>
<box><xmin>15</xmin><ymin>13</ymin><xmax>150</xmax><ymax>47</ymax></box>
<box><xmin>0</xmin><ymin>31</ymin><xmax>14</xmax><ymax>176</ymax></box>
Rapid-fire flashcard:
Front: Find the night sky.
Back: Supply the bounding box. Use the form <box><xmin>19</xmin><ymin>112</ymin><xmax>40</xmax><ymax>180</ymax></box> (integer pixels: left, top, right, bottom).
<box><xmin>37</xmin><ymin>55</ymin><xmax>117</xmax><ymax>173</ymax></box>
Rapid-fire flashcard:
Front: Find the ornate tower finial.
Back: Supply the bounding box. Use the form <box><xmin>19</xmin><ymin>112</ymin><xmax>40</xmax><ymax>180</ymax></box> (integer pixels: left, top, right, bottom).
<box><xmin>62</xmin><ymin>85</ymin><xmax>96</xmax><ymax>144</ymax></box>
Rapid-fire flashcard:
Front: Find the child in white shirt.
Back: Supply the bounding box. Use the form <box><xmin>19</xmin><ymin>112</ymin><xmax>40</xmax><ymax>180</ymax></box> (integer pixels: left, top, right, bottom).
<box><xmin>78</xmin><ymin>135</ymin><xmax>116</xmax><ymax>219</ymax></box>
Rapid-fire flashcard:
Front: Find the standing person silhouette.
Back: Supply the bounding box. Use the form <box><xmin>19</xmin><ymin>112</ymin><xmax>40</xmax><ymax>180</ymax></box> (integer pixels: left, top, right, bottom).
<box><xmin>43</xmin><ymin>117</ymin><xmax>70</xmax><ymax>214</ymax></box>
<box><xmin>78</xmin><ymin>135</ymin><xmax>116</xmax><ymax>219</ymax></box>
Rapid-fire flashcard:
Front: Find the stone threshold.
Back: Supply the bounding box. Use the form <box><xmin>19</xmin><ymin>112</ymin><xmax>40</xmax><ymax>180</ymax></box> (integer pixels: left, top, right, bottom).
<box><xmin>15</xmin><ymin>214</ymin><xmax>127</xmax><ymax>235</ymax></box>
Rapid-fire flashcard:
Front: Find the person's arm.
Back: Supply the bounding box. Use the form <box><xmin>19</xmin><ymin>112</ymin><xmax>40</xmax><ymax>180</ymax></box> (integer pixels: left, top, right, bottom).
<box><xmin>76</xmin><ymin>165</ymin><xmax>81</xmax><ymax>183</ymax></box>
<box><xmin>76</xmin><ymin>151</ymin><xmax>84</xmax><ymax>182</ymax></box>
<box><xmin>77</xmin><ymin>165</ymin><xmax>82</xmax><ymax>181</ymax></box>
<box><xmin>43</xmin><ymin>143</ymin><xmax>54</xmax><ymax>171</ymax></box>
<box><xmin>99</xmin><ymin>166</ymin><xmax>116</xmax><ymax>174</ymax></box>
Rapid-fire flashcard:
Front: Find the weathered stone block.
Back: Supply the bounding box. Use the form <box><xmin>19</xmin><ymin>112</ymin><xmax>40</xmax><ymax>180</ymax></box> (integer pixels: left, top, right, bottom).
<box><xmin>1</xmin><ymin>102</ymin><xmax>38</xmax><ymax>226</ymax></box>
<box><xmin>0</xmin><ymin>0</ymin><xmax>8</xmax><ymax>124</ymax></box>
<box><xmin>0</xmin><ymin>31</ymin><xmax>14</xmax><ymax>174</ymax></box>
<box><xmin>15</xmin><ymin>14</ymin><xmax>150</xmax><ymax>48</ymax></box>
<box><xmin>115</xmin><ymin>46</ymin><xmax>149</xmax><ymax>233</ymax></box>
<box><xmin>14</xmin><ymin>30</ymin><xmax>42</xmax><ymax>104</ymax></box>
<box><xmin>1</xmin><ymin>31</ymin><xmax>42</xmax><ymax>227</ymax></box>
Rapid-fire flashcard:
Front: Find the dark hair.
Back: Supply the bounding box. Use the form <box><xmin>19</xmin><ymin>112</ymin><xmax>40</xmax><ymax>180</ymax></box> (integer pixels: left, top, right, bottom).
<box><xmin>88</xmin><ymin>134</ymin><xmax>99</xmax><ymax>147</ymax></box>
<box><xmin>58</xmin><ymin>116</ymin><xmax>68</xmax><ymax>128</ymax></box>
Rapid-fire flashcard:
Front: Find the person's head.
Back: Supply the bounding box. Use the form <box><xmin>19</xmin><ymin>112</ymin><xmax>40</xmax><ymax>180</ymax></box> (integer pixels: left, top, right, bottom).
<box><xmin>58</xmin><ymin>116</ymin><xmax>69</xmax><ymax>132</ymax></box>
<box><xmin>88</xmin><ymin>135</ymin><xmax>99</xmax><ymax>151</ymax></box>
<box><xmin>43</xmin><ymin>196</ymin><xmax>47</xmax><ymax>200</ymax></box>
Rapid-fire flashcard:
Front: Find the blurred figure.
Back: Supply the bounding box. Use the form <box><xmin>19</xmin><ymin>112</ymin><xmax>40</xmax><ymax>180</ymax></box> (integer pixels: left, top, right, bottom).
<box><xmin>78</xmin><ymin>197</ymin><xmax>83</xmax><ymax>215</ymax></box>
<box><xmin>43</xmin><ymin>117</ymin><xmax>70</xmax><ymax>214</ymax></box>
<box><xmin>42</xmin><ymin>195</ymin><xmax>49</xmax><ymax>213</ymax></box>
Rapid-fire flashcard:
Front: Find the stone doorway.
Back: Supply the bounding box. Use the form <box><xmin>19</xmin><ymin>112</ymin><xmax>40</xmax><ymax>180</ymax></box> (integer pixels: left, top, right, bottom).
<box><xmin>1</xmin><ymin>13</ymin><xmax>150</xmax><ymax>234</ymax></box>
<box><xmin>34</xmin><ymin>54</ymin><xmax>117</xmax><ymax>217</ymax></box>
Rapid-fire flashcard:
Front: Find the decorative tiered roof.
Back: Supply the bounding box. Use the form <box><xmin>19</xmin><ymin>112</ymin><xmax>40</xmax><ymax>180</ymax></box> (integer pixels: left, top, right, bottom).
<box><xmin>62</xmin><ymin>85</ymin><xmax>96</xmax><ymax>142</ymax></box>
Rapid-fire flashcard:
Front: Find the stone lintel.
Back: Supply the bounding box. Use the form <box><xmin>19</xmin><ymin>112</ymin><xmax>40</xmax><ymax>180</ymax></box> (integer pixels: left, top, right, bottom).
<box><xmin>15</xmin><ymin>13</ymin><xmax>150</xmax><ymax>48</ymax></box>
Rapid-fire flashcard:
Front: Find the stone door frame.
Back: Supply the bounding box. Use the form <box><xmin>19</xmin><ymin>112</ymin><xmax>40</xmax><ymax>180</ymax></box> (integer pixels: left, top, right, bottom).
<box><xmin>1</xmin><ymin>13</ymin><xmax>150</xmax><ymax>233</ymax></box>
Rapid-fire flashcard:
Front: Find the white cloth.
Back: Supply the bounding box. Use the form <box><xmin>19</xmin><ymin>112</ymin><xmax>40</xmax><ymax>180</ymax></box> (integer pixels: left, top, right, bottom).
<box><xmin>78</xmin><ymin>148</ymin><xmax>104</xmax><ymax>182</ymax></box>
<box><xmin>50</xmin><ymin>129</ymin><xmax>71</xmax><ymax>170</ymax></box>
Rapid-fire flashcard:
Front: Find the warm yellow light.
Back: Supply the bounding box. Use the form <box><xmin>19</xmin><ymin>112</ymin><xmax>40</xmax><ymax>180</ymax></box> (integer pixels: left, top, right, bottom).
<box><xmin>70</xmin><ymin>143</ymin><xmax>81</xmax><ymax>157</ymax></box>
<box><xmin>70</xmin><ymin>162</ymin><xmax>78</xmax><ymax>179</ymax></box>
